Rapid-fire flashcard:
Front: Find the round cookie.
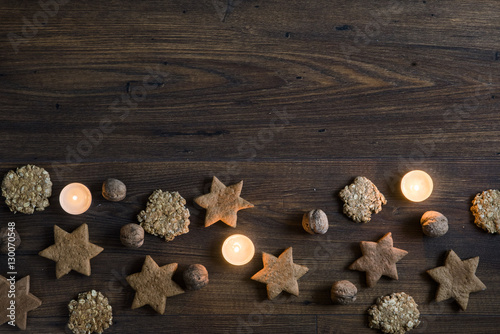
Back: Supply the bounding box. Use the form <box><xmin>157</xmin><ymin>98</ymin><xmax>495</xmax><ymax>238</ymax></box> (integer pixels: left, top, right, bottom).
<box><xmin>1</xmin><ymin>164</ymin><xmax>52</xmax><ymax>214</ymax></box>
<box><xmin>137</xmin><ymin>190</ymin><xmax>190</xmax><ymax>241</ymax></box>
<box><xmin>470</xmin><ymin>189</ymin><xmax>500</xmax><ymax>233</ymax></box>
<box><xmin>368</xmin><ymin>292</ymin><xmax>420</xmax><ymax>334</ymax></box>
<box><xmin>339</xmin><ymin>176</ymin><xmax>387</xmax><ymax>223</ymax></box>
<box><xmin>68</xmin><ymin>290</ymin><xmax>112</xmax><ymax>334</ymax></box>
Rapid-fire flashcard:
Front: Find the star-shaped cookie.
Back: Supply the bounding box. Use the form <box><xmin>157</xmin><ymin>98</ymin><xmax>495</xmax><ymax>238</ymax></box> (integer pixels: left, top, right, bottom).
<box><xmin>126</xmin><ymin>255</ymin><xmax>184</xmax><ymax>314</ymax></box>
<box><xmin>349</xmin><ymin>232</ymin><xmax>408</xmax><ymax>287</ymax></box>
<box><xmin>194</xmin><ymin>176</ymin><xmax>254</xmax><ymax>228</ymax></box>
<box><xmin>251</xmin><ymin>247</ymin><xmax>309</xmax><ymax>300</ymax></box>
<box><xmin>0</xmin><ymin>275</ymin><xmax>42</xmax><ymax>330</ymax></box>
<box><xmin>427</xmin><ymin>250</ymin><xmax>486</xmax><ymax>310</ymax></box>
<box><xmin>39</xmin><ymin>224</ymin><xmax>103</xmax><ymax>279</ymax></box>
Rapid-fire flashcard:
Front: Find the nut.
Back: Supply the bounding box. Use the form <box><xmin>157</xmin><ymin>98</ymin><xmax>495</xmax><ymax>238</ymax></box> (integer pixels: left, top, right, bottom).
<box><xmin>331</xmin><ymin>280</ymin><xmax>357</xmax><ymax>305</ymax></box>
<box><xmin>420</xmin><ymin>211</ymin><xmax>448</xmax><ymax>237</ymax></box>
<box><xmin>302</xmin><ymin>209</ymin><xmax>329</xmax><ymax>234</ymax></box>
<box><xmin>183</xmin><ymin>264</ymin><xmax>209</xmax><ymax>290</ymax></box>
<box><xmin>0</xmin><ymin>227</ymin><xmax>21</xmax><ymax>254</ymax></box>
<box><xmin>102</xmin><ymin>178</ymin><xmax>126</xmax><ymax>202</ymax></box>
<box><xmin>120</xmin><ymin>223</ymin><xmax>144</xmax><ymax>248</ymax></box>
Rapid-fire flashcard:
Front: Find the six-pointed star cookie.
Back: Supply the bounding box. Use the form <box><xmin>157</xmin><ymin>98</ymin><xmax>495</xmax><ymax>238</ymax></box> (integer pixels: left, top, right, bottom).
<box><xmin>194</xmin><ymin>176</ymin><xmax>254</xmax><ymax>228</ymax></box>
<box><xmin>0</xmin><ymin>275</ymin><xmax>42</xmax><ymax>330</ymax></box>
<box><xmin>251</xmin><ymin>247</ymin><xmax>309</xmax><ymax>300</ymax></box>
<box><xmin>427</xmin><ymin>250</ymin><xmax>486</xmax><ymax>310</ymax></box>
<box><xmin>126</xmin><ymin>255</ymin><xmax>184</xmax><ymax>314</ymax></box>
<box><xmin>349</xmin><ymin>232</ymin><xmax>408</xmax><ymax>287</ymax></box>
<box><xmin>39</xmin><ymin>224</ymin><xmax>103</xmax><ymax>279</ymax></box>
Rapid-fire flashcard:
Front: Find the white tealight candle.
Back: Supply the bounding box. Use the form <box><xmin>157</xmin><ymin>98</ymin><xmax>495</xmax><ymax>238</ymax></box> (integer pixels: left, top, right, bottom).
<box><xmin>401</xmin><ymin>170</ymin><xmax>433</xmax><ymax>202</ymax></box>
<box><xmin>59</xmin><ymin>183</ymin><xmax>92</xmax><ymax>215</ymax></box>
<box><xmin>222</xmin><ymin>234</ymin><xmax>255</xmax><ymax>266</ymax></box>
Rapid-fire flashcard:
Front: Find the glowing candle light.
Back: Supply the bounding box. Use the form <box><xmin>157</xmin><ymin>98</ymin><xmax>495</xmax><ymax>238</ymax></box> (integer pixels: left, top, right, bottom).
<box><xmin>401</xmin><ymin>170</ymin><xmax>433</xmax><ymax>202</ymax></box>
<box><xmin>59</xmin><ymin>183</ymin><xmax>92</xmax><ymax>215</ymax></box>
<box><xmin>222</xmin><ymin>234</ymin><xmax>255</xmax><ymax>266</ymax></box>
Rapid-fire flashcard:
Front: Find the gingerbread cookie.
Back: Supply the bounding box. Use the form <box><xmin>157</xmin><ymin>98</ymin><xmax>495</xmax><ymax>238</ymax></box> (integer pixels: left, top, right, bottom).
<box><xmin>251</xmin><ymin>247</ymin><xmax>308</xmax><ymax>300</ymax></box>
<box><xmin>349</xmin><ymin>232</ymin><xmax>408</xmax><ymax>287</ymax></box>
<box><xmin>368</xmin><ymin>292</ymin><xmax>420</xmax><ymax>334</ymax></box>
<box><xmin>0</xmin><ymin>275</ymin><xmax>42</xmax><ymax>330</ymax></box>
<box><xmin>339</xmin><ymin>176</ymin><xmax>386</xmax><ymax>223</ymax></box>
<box><xmin>38</xmin><ymin>224</ymin><xmax>103</xmax><ymax>278</ymax></box>
<box><xmin>137</xmin><ymin>190</ymin><xmax>190</xmax><ymax>241</ymax></box>
<box><xmin>194</xmin><ymin>176</ymin><xmax>254</xmax><ymax>228</ymax></box>
<box><xmin>1</xmin><ymin>164</ymin><xmax>52</xmax><ymax>214</ymax></box>
<box><xmin>470</xmin><ymin>189</ymin><xmax>500</xmax><ymax>233</ymax></box>
<box><xmin>68</xmin><ymin>290</ymin><xmax>112</xmax><ymax>334</ymax></box>
<box><xmin>427</xmin><ymin>250</ymin><xmax>486</xmax><ymax>310</ymax></box>
<box><xmin>126</xmin><ymin>255</ymin><xmax>184</xmax><ymax>314</ymax></box>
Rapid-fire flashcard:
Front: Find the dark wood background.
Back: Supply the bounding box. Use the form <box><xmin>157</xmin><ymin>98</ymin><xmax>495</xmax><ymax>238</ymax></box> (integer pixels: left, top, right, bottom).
<box><xmin>1</xmin><ymin>0</ymin><xmax>499</xmax><ymax>333</ymax></box>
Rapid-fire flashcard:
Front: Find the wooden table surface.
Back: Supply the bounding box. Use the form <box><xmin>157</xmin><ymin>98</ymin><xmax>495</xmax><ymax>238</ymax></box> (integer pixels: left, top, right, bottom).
<box><xmin>1</xmin><ymin>1</ymin><xmax>499</xmax><ymax>333</ymax></box>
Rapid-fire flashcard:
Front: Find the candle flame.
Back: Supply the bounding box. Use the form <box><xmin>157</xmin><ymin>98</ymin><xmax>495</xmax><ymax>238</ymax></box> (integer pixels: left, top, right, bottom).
<box><xmin>72</xmin><ymin>195</ymin><xmax>78</xmax><ymax>201</ymax></box>
<box><xmin>413</xmin><ymin>185</ymin><xmax>420</xmax><ymax>191</ymax></box>
<box><xmin>233</xmin><ymin>242</ymin><xmax>241</xmax><ymax>253</ymax></box>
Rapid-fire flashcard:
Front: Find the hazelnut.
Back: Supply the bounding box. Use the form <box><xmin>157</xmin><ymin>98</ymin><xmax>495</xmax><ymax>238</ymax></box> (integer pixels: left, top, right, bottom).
<box><xmin>183</xmin><ymin>264</ymin><xmax>209</xmax><ymax>291</ymax></box>
<box><xmin>120</xmin><ymin>223</ymin><xmax>144</xmax><ymax>248</ymax></box>
<box><xmin>0</xmin><ymin>227</ymin><xmax>21</xmax><ymax>254</ymax></box>
<box><xmin>102</xmin><ymin>178</ymin><xmax>126</xmax><ymax>202</ymax></box>
<box><xmin>421</xmin><ymin>211</ymin><xmax>448</xmax><ymax>237</ymax></box>
<box><xmin>331</xmin><ymin>280</ymin><xmax>357</xmax><ymax>305</ymax></box>
<box><xmin>302</xmin><ymin>209</ymin><xmax>329</xmax><ymax>234</ymax></box>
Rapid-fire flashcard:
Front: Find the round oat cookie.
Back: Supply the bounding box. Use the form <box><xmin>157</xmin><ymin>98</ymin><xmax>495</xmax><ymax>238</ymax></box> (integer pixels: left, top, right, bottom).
<box><xmin>470</xmin><ymin>189</ymin><xmax>500</xmax><ymax>233</ymax></box>
<box><xmin>68</xmin><ymin>290</ymin><xmax>113</xmax><ymax>334</ymax></box>
<box><xmin>339</xmin><ymin>176</ymin><xmax>387</xmax><ymax>223</ymax></box>
<box><xmin>368</xmin><ymin>292</ymin><xmax>420</xmax><ymax>334</ymax></box>
<box><xmin>1</xmin><ymin>164</ymin><xmax>52</xmax><ymax>214</ymax></box>
<box><xmin>137</xmin><ymin>189</ymin><xmax>190</xmax><ymax>241</ymax></box>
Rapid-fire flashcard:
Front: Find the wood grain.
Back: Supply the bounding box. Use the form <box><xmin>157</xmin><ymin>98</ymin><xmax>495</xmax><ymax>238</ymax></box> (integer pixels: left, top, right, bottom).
<box><xmin>0</xmin><ymin>0</ymin><xmax>499</xmax><ymax>333</ymax></box>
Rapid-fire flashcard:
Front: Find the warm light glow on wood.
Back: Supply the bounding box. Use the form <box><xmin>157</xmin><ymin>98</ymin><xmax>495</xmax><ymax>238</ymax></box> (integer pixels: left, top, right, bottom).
<box><xmin>222</xmin><ymin>234</ymin><xmax>255</xmax><ymax>266</ymax></box>
<box><xmin>401</xmin><ymin>170</ymin><xmax>433</xmax><ymax>202</ymax></box>
<box><xmin>59</xmin><ymin>183</ymin><xmax>92</xmax><ymax>215</ymax></box>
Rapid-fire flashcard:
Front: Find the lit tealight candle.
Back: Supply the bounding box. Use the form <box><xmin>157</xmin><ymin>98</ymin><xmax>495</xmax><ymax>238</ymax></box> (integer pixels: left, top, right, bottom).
<box><xmin>401</xmin><ymin>170</ymin><xmax>433</xmax><ymax>202</ymax></box>
<box><xmin>59</xmin><ymin>183</ymin><xmax>92</xmax><ymax>215</ymax></box>
<box><xmin>222</xmin><ymin>234</ymin><xmax>255</xmax><ymax>266</ymax></box>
